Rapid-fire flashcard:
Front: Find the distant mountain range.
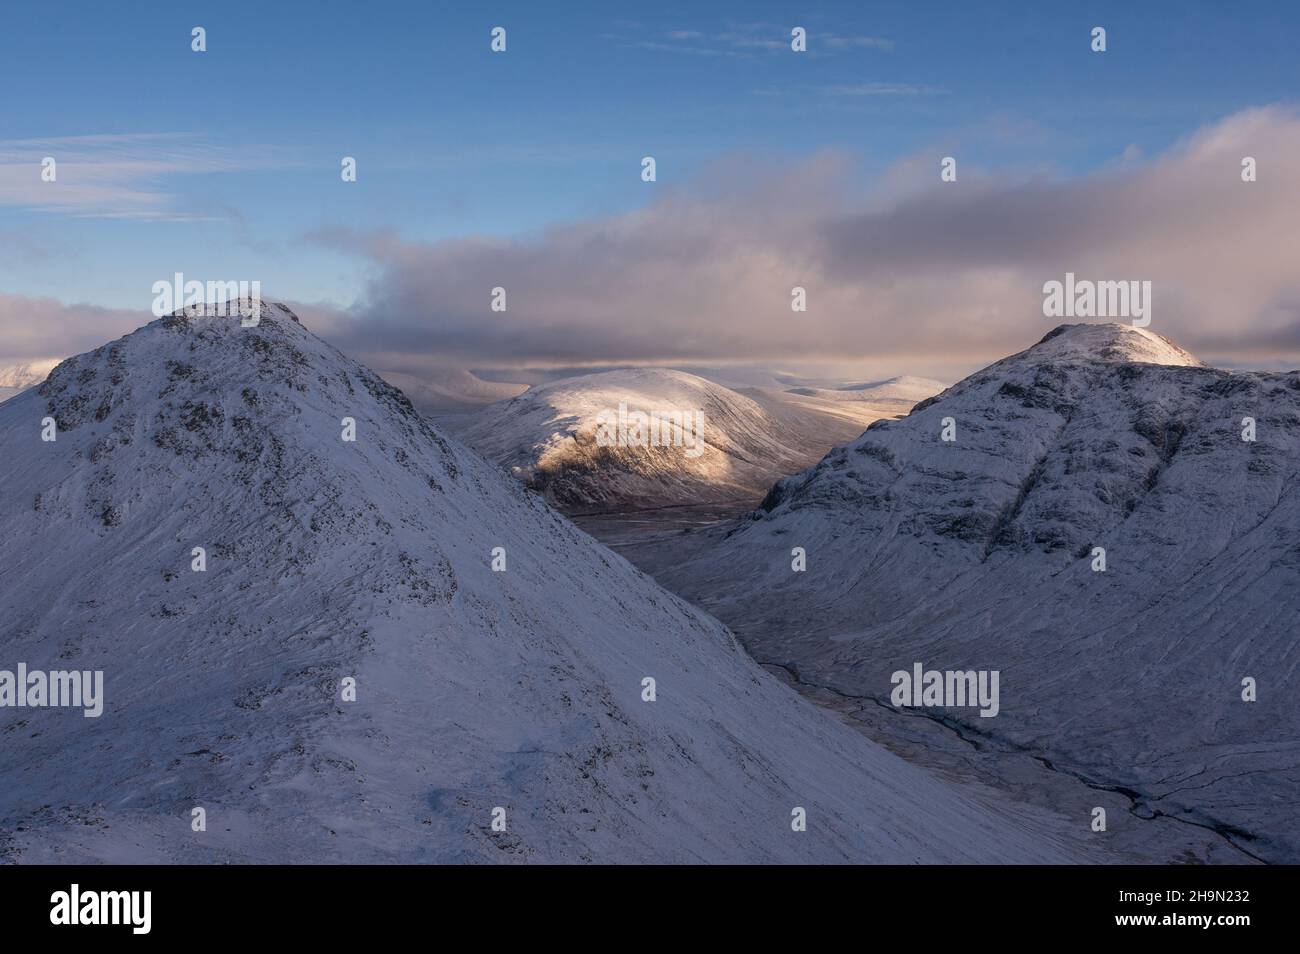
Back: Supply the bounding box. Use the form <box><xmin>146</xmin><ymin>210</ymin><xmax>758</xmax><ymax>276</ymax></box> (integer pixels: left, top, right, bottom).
<box><xmin>454</xmin><ymin>367</ymin><xmax>941</xmax><ymax>514</ymax></box>
<box><xmin>0</xmin><ymin>359</ymin><xmax>59</xmax><ymax>403</ymax></box>
<box><xmin>379</xmin><ymin>367</ymin><xmax>528</xmax><ymax>415</ymax></box>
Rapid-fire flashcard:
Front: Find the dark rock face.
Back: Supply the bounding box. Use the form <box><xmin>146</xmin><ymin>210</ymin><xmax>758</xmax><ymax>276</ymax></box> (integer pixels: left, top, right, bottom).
<box><xmin>664</xmin><ymin>323</ymin><xmax>1300</xmax><ymax>862</ymax></box>
<box><xmin>0</xmin><ymin>304</ymin><xmax>1086</xmax><ymax>864</ymax></box>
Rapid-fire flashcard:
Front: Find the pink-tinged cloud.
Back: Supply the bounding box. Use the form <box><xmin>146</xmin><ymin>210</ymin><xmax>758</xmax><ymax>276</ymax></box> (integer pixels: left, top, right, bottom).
<box><xmin>0</xmin><ymin>294</ymin><xmax>147</xmax><ymax>364</ymax></box>
<box><xmin>7</xmin><ymin>109</ymin><xmax>1300</xmax><ymax>383</ymax></box>
<box><xmin>307</xmin><ymin>107</ymin><xmax>1300</xmax><ymax>378</ymax></box>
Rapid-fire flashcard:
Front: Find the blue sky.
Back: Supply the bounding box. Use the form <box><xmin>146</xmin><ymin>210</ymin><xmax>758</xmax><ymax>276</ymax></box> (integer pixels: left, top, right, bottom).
<box><xmin>2</xmin><ymin>1</ymin><xmax>1299</xmax><ymax>377</ymax></box>
<box><xmin>3</xmin><ymin>1</ymin><xmax>1298</xmax><ymax>305</ymax></box>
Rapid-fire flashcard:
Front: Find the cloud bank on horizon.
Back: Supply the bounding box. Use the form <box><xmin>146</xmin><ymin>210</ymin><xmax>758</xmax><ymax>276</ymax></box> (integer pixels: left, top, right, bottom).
<box><xmin>5</xmin><ymin>107</ymin><xmax>1300</xmax><ymax>382</ymax></box>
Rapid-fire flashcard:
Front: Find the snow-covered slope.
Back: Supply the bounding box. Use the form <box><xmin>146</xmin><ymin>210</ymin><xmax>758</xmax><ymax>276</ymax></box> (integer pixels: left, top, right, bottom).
<box><xmin>379</xmin><ymin>367</ymin><xmax>527</xmax><ymax>415</ymax></box>
<box><xmin>0</xmin><ymin>304</ymin><xmax>1092</xmax><ymax>864</ymax></box>
<box><xmin>455</xmin><ymin>368</ymin><xmax>925</xmax><ymax>513</ymax></box>
<box><xmin>1009</xmin><ymin>323</ymin><xmax>1203</xmax><ymax>368</ymax></box>
<box><xmin>658</xmin><ymin>323</ymin><xmax>1300</xmax><ymax>862</ymax></box>
<box><xmin>0</xmin><ymin>358</ymin><xmax>59</xmax><ymax>404</ymax></box>
<box><xmin>787</xmin><ymin>375</ymin><xmax>948</xmax><ymax>405</ymax></box>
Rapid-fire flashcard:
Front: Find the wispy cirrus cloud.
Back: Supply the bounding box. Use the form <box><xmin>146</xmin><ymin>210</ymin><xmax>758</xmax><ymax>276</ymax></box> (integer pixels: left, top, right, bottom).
<box><xmin>754</xmin><ymin>82</ymin><xmax>945</xmax><ymax>98</ymax></box>
<box><xmin>822</xmin><ymin>33</ymin><xmax>895</xmax><ymax>52</ymax></box>
<box><xmin>621</xmin><ymin>22</ymin><xmax>894</xmax><ymax>58</ymax></box>
<box><xmin>818</xmin><ymin>82</ymin><xmax>944</xmax><ymax>97</ymax></box>
<box><xmin>0</xmin><ymin>133</ymin><xmax>296</xmax><ymax>221</ymax></box>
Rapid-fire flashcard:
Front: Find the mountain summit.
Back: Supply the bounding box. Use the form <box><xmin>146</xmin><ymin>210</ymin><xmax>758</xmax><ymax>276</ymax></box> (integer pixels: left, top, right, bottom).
<box><xmin>1008</xmin><ymin>323</ymin><xmax>1205</xmax><ymax>369</ymax></box>
<box><xmin>655</xmin><ymin>322</ymin><xmax>1299</xmax><ymax>862</ymax></box>
<box><xmin>0</xmin><ymin>304</ymin><xmax>1088</xmax><ymax>863</ymax></box>
<box><xmin>457</xmin><ymin>367</ymin><xmax>934</xmax><ymax>514</ymax></box>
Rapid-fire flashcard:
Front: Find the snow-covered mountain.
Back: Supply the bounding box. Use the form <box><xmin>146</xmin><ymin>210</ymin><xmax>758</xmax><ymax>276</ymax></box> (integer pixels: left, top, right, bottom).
<box><xmin>455</xmin><ymin>368</ymin><xmax>930</xmax><ymax>514</ymax></box>
<box><xmin>0</xmin><ymin>303</ymin><xmax>1092</xmax><ymax>864</ymax></box>
<box><xmin>655</xmin><ymin>323</ymin><xmax>1300</xmax><ymax>862</ymax></box>
<box><xmin>0</xmin><ymin>358</ymin><xmax>59</xmax><ymax>404</ymax></box>
<box><xmin>786</xmin><ymin>374</ymin><xmax>948</xmax><ymax>405</ymax></box>
<box><xmin>379</xmin><ymin>367</ymin><xmax>527</xmax><ymax>415</ymax></box>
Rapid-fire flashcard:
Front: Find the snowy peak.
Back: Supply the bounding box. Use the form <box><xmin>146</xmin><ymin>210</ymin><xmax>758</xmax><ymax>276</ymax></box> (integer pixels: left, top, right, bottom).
<box><xmin>2</xmin><ymin>308</ymin><xmax>1090</xmax><ymax>863</ymax></box>
<box><xmin>456</xmin><ymin>367</ymin><xmax>800</xmax><ymax>511</ymax></box>
<box><xmin>455</xmin><ymin>366</ymin><xmax>919</xmax><ymax>513</ymax></box>
<box><xmin>172</xmin><ymin>298</ymin><xmax>299</xmax><ymax>323</ymax></box>
<box><xmin>0</xmin><ymin>358</ymin><xmax>60</xmax><ymax>390</ymax></box>
<box><xmin>658</xmin><ymin>323</ymin><xmax>1300</xmax><ymax>861</ymax></box>
<box><xmin>1012</xmin><ymin>322</ymin><xmax>1204</xmax><ymax>368</ymax></box>
<box><xmin>529</xmin><ymin>366</ymin><xmax>751</xmax><ymax>409</ymax></box>
<box><xmin>35</xmin><ymin>300</ymin><xmax>425</xmax><ymax>450</ymax></box>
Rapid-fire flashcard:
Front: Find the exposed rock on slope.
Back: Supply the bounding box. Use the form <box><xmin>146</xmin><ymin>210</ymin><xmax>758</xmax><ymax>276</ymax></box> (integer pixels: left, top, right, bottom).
<box><xmin>0</xmin><ymin>303</ymin><xmax>1088</xmax><ymax>863</ymax></box>
<box><xmin>658</xmin><ymin>322</ymin><xmax>1300</xmax><ymax>862</ymax></box>
<box><xmin>456</xmin><ymin>368</ymin><xmax>932</xmax><ymax>514</ymax></box>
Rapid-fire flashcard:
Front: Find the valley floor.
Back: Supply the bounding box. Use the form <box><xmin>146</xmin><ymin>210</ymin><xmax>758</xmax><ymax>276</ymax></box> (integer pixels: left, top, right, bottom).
<box><xmin>585</xmin><ymin>506</ymin><xmax>1262</xmax><ymax>865</ymax></box>
<box><xmin>568</xmin><ymin>502</ymin><xmax>746</xmax><ymax>547</ymax></box>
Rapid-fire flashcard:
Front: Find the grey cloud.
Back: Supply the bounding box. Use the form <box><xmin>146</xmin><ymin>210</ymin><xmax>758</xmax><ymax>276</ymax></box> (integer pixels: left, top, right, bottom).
<box><xmin>0</xmin><ymin>295</ymin><xmax>146</xmax><ymax>365</ymax></box>
<box><xmin>308</xmin><ymin>108</ymin><xmax>1300</xmax><ymax>379</ymax></box>
<box><xmin>11</xmin><ymin>110</ymin><xmax>1300</xmax><ymax>386</ymax></box>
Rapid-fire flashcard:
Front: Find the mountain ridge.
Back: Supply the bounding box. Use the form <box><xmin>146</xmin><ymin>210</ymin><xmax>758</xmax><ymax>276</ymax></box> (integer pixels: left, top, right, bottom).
<box><xmin>0</xmin><ymin>303</ymin><xmax>1093</xmax><ymax>863</ymax></box>
<box><xmin>456</xmin><ymin>366</ymin><xmax>933</xmax><ymax>514</ymax></box>
<box><xmin>646</xmin><ymin>321</ymin><xmax>1300</xmax><ymax>862</ymax></box>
